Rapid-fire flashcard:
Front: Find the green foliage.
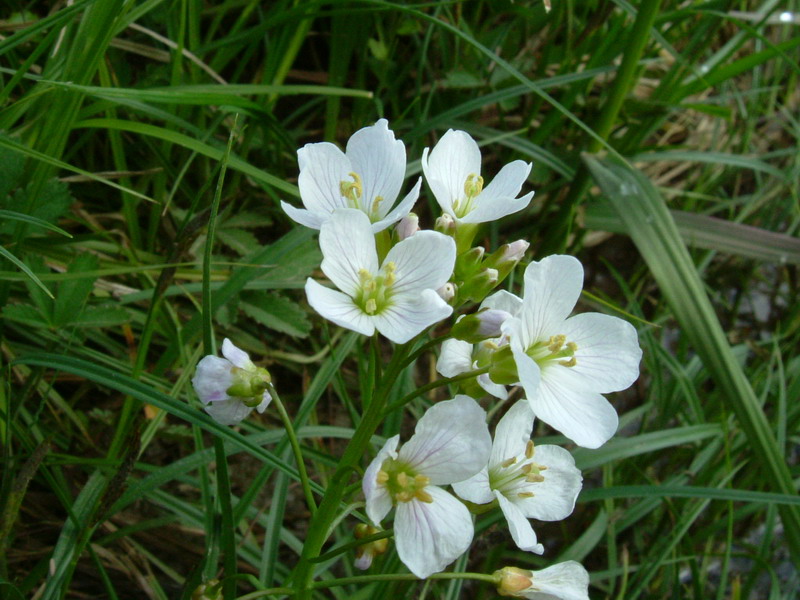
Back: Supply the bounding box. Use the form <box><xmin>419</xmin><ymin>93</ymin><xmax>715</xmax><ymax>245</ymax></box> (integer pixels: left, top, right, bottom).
<box><xmin>1</xmin><ymin>1</ymin><xmax>798</xmax><ymax>598</ymax></box>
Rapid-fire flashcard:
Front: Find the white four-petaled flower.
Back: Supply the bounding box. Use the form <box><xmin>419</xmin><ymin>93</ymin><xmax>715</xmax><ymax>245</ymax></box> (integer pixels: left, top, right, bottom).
<box><xmin>453</xmin><ymin>400</ymin><xmax>582</xmax><ymax>554</ymax></box>
<box><xmin>191</xmin><ymin>339</ymin><xmax>271</xmax><ymax>426</ymax></box>
<box><xmin>422</xmin><ymin>129</ymin><xmax>534</xmax><ymax>224</ymax></box>
<box><xmin>502</xmin><ymin>255</ymin><xmax>642</xmax><ymax>448</ymax></box>
<box><xmin>495</xmin><ymin>561</ymin><xmax>590</xmax><ymax>599</ymax></box>
<box><xmin>281</xmin><ymin>119</ymin><xmax>421</xmax><ymax>232</ymax></box>
<box><xmin>363</xmin><ymin>395</ymin><xmax>492</xmax><ymax>578</ymax></box>
<box><xmin>305</xmin><ymin>208</ymin><xmax>456</xmax><ymax>344</ymax></box>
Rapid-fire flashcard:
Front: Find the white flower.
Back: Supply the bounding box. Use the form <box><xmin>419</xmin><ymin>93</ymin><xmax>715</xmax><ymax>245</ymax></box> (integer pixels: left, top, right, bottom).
<box><xmin>495</xmin><ymin>562</ymin><xmax>589</xmax><ymax>599</ymax></box>
<box><xmin>305</xmin><ymin>208</ymin><xmax>456</xmax><ymax>344</ymax></box>
<box><xmin>191</xmin><ymin>339</ymin><xmax>271</xmax><ymax>426</ymax></box>
<box><xmin>421</xmin><ymin>129</ymin><xmax>534</xmax><ymax>224</ymax></box>
<box><xmin>453</xmin><ymin>401</ymin><xmax>582</xmax><ymax>553</ymax></box>
<box><xmin>502</xmin><ymin>255</ymin><xmax>642</xmax><ymax>448</ymax></box>
<box><xmin>281</xmin><ymin>119</ymin><xmax>420</xmax><ymax>232</ymax></box>
<box><xmin>436</xmin><ymin>289</ymin><xmax>522</xmax><ymax>399</ymax></box>
<box><xmin>362</xmin><ymin>395</ymin><xmax>492</xmax><ymax>578</ymax></box>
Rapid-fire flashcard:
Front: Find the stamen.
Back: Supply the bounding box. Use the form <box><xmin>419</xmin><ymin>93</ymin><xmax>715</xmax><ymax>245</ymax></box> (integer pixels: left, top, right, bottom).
<box><xmin>501</xmin><ymin>457</ymin><xmax>517</xmax><ymax>468</ymax></box>
<box><xmin>525</xmin><ymin>440</ymin><xmax>534</xmax><ymax>459</ymax></box>
<box><xmin>548</xmin><ymin>335</ymin><xmax>566</xmax><ymax>352</ymax></box>
<box><xmin>415</xmin><ymin>489</ymin><xmax>434</xmax><ymax>503</ymax></box>
<box><xmin>376</xmin><ymin>470</ymin><xmax>389</xmax><ymax>484</ymax></box>
<box><xmin>517</xmin><ymin>492</ymin><xmax>535</xmax><ymax>499</ymax></box>
<box><xmin>396</xmin><ymin>491</ymin><xmax>412</xmax><ymax>502</ymax></box>
<box><xmin>559</xmin><ymin>356</ymin><xmax>577</xmax><ymax>367</ymax></box>
<box><xmin>521</xmin><ymin>464</ymin><xmax>533</xmax><ymax>475</ymax></box>
<box><xmin>413</xmin><ymin>474</ymin><xmax>430</xmax><ymax>487</ymax></box>
<box><xmin>340</xmin><ymin>172</ymin><xmax>363</xmax><ymax>207</ymax></box>
<box><xmin>526</xmin><ymin>473</ymin><xmax>545</xmax><ymax>483</ymax></box>
<box><xmin>365</xmin><ymin>299</ymin><xmax>377</xmax><ymax>314</ymax></box>
<box><xmin>396</xmin><ymin>472</ymin><xmax>408</xmax><ymax>488</ymax></box>
<box><xmin>383</xmin><ymin>262</ymin><xmax>397</xmax><ymax>287</ymax></box>
<box><xmin>371</xmin><ymin>196</ymin><xmax>382</xmax><ymax>218</ymax></box>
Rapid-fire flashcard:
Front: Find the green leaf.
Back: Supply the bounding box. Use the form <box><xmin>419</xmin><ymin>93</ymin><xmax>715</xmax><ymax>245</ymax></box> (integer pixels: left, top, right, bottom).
<box><xmin>1</xmin><ymin>304</ymin><xmax>51</xmax><ymax>328</ymax></box>
<box><xmin>0</xmin><ymin>247</ymin><xmax>54</xmax><ymax>300</ymax></box>
<box><xmin>53</xmin><ymin>253</ymin><xmax>98</xmax><ymax>327</ymax></box>
<box><xmin>69</xmin><ymin>305</ymin><xmax>130</xmax><ymax>328</ymax></box>
<box><xmin>584</xmin><ymin>154</ymin><xmax>800</xmax><ymax>564</ymax></box>
<box><xmin>216</xmin><ymin>228</ymin><xmax>260</xmax><ymax>256</ymax></box>
<box><xmin>240</xmin><ymin>292</ymin><xmax>311</xmax><ymax>338</ymax></box>
<box><xmin>0</xmin><ymin>209</ymin><xmax>73</xmax><ymax>237</ymax></box>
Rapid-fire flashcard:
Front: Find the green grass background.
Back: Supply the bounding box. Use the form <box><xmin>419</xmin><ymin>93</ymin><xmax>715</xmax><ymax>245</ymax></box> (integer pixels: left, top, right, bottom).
<box><xmin>1</xmin><ymin>1</ymin><xmax>799</xmax><ymax>598</ymax></box>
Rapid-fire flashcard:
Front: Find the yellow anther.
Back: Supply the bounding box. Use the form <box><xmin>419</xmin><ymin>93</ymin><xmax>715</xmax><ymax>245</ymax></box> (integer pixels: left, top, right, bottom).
<box><xmin>415</xmin><ymin>489</ymin><xmax>434</xmax><ymax>503</ymax></box>
<box><xmin>567</xmin><ymin>341</ymin><xmax>578</xmax><ymax>352</ymax></box>
<box><xmin>365</xmin><ymin>299</ymin><xmax>377</xmax><ymax>314</ymax></box>
<box><xmin>396</xmin><ymin>491</ymin><xmax>412</xmax><ymax>502</ymax></box>
<box><xmin>463</xmin><ymin>173</ymin><xmax>484</xmax><ymax>198</ymax></box>
<box><xmin>501</xmin><ymin>457</ymin><xmax>517</xmax><ymax>468</ymax></box>
<box><xmin>396</xmin><ymin>472</ymin><xmax>409</xmax><ymax>487</ymax></box>
<box><xmin>559</xmin><ymin>356</ymin><xmax>577</xmax><ymax>367</ymax></box>
<box><xmin>340</xmin><ymin>172</ymin><xmax>363</xmax><ymax>202</ymax></box>
<box><xmin>376</xmin><ymin>470</ymin><xmax>389</xmax><ymax>484</ymax></box>
<box><xmin>548</xmin><ymin>334</ymin><xmax>566</xmax><ymax>352</ymax></box>
<box><xmin>517</xmin><ymin>491</ymin><xmax>535</xmax><ymax>499</ymax></box>
<box><xmin>521</xmin><ymin>464</ymin><xmax>533</xmax><ymax>475</ymax></box>
<box><xmin>371</xmin><ymin>196</ymin><xmax>382</xmax><ymax>216</ymax></box>
<box><xmin>414</xmin><ymin>474</ymin><xmax>430</xmax><ymax>487</ymax></box>
<box><xmin>526</xmin><ymin>473</ymin><xmax>545</xmax><ymax>483</ymax></box>
<box><xmin>525</xmin><ymin>440</ymin><xmax>535</xmax><ymax>459</ymax></box>
<box><xmin>483</xmin><ymin>340</ymin><xmax>500</xmax><ymax>351</ymax></box>
<box><xmin>538</xmin><ymin>464</ymin><xmax>548</xmax><ymax>471</ymax></box>
<box><xmin>383</xmin><ymin>262</ymin><xmax>397</xmax><ymax>287</ymax></box>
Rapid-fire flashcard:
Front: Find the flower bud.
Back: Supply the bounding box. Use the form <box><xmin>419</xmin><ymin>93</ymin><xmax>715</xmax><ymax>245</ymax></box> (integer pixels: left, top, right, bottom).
<box><xmin>484</xmin><ymin>239</ymin><xmax>529</xmax><ymax>282</ymax></box>
<box><xmin>459</xmin><ymin>267</ymin><xmax>499</xmax><ymax>303</ymax></box>
<box><xmin>435</xmin><ymin>213</ymin><xmax>456</xmax><ymax>236</ymax></box>
<box><xmin>192</xmin><ymin>579</ymin><xmax>221</xmax><ymax>600</ymax></box>
<box><xmin>488</xmin><ymin>345</ymin><xmax>518</xmax><ymax>385</ymax></box>
<box><xmin>451</xmin><ymin>309</ymin><xmax>512</xmax><ymax>343</ymax></box>
<box><xmin>395</xmin><ymin>213</ymin><xmax>420</xmax><ymax>240</ymax></box>
<box><xmin>437</xmin><ymin>282</ymin><xmax>457</xmax><ymax>303</ymax></box>
<box><xmin>495</xmin><ymin>567</ymin><xmax>533</xmax><ymax>597</ymax></box>
<box><xmin>353</xmin><ymin>523</ymin><xmax>389</xmax><ymax>570</ymax></box>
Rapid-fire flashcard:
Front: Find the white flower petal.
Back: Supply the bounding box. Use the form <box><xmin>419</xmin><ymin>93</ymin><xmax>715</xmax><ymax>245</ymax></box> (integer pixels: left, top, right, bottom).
<box><xmin>255</xmin><ymin>391</ymin><xmax>272</xmax><ymax>414</ymax></box>
<box><xmin>192</xmin><ymin>355</ymin><xmax>233</xmax><ymax>404</ymax></box>
<box><xmin>481</xmin><ymin>289</ymin><xmax>523</xmax><ymax>317</ymax></box>
<box><xmin>496</xmin><ymin>490</ymin><xmax>544</xmax><ymax>554</ymax></box>
<box><xmin>532</xmin><ymin>366</ymin><xmax>619</xmax><ymax>448</ymax></box>
<box><xmin>221</xmin><ymin>338</ymin><xmax>254</xmax><ymax>369</ymax></box>
<box><xmin>372</xmin><ymin>177</ymin><xmax>421</xmax><ymax>229</ymax></box>
<box><xmin>490</xmin><ymin>400</ymin><xmax>535</xmax><ymax>467</ymax></box>
<box><xmin>558</xmin><ymin>312</ymin><xmax>642</xmax><ymax>394</ymax></box>
<box><xmin>305</xmin><ymin>279</ymin><xmax>375</xmax><ymax>337</ymax></box>
<box><xmin>475</xmin><ymin>160</ymin><xmax>531</xmax><ymax>205</ymax></box>
<box><xmin>383</xmin><ymin>231</ymin><xmax>456</xmax><ymax>296</ymax></box>
<box><xmin>297</xmin><ymin>142</ymin><xmax>351</xmax><ymax>214</ymax></box>
<box><xmin>478</xmin><ymin>372</ymin><xmax>509</xmax><ymax>400</ymax></box>
<box><xmin>346</xmin><ymin>119</ymin><xmax>405</xmax><ymax>213</ymax></box>
<box><xmin>319</xmin><ymin>209</ymin><xmax>379</xmax><ymax>296</ymax></box>
<box><xmin>204</xmin><ymin>398</ymin><xmax>253</xmax><ymax>426</ymax></box>
<box><xmin>436</xmin><ymin>339</ymin><xmax>473</xmax><ymax>378</ymax></box>
<box><xmin>422</xmin><ymin>130</ymin><xmax>482</xmax><ymax>217</ymax></box>
<box><xmin>363</xmin><ymin>435</ymin><xmax>400</xmax><ymax>526</ymax></box>
<box><xmin>523</xmin><ymin>561</ymin><xmax>590</xmax><ymax>600</ymax></box>
<box><xmin>280</xmin><ymin>200</ymin><xmax>326</xmax><ymax>230</ymax></box>
<box><xmin>511</xmin><ymin>336</ymin><xmax>542</xmax><ymax>404</ymax></box>
<box><xmin>394</xmin><ymin>486</ymin><xmax>474</xmax><ymax>578</ymax></box>
<box><xmin>452</xmin><ymin>466</ymin><xmax>494</xmax><ymax>505</ymax></box>
<box><xmin>372</xmin><ymin>290</ymin><xmax>452</xmax><ymax>344</ymax></box>
<box><xmin>460</xmin><ymin>190</ymin><xmax>534</xmax><ymax>224</ymax></box>
<box><xmin>515</xmin><ymin>445</ymin><xmax>582</xmax><ymax>522</ymax></box>
<box><xmin>516</xmin><ymin>255</ymin><xmax>584</xmax><ymax>347</ymax></box>
<box><xmin>399</xmin><ymin>395</ymin><xmax>490</xmax><ymax>484</ymax></box>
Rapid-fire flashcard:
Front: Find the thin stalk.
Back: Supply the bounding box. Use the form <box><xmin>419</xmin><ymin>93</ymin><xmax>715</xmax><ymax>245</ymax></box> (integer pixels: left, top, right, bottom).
<box><xmin>539</xmin><ymin>0</ymin><xmax>663</xmax><ymax>255</ymax></box>
<box><xmin>269</xmin><ymin>384</ymin><xmax>317</xmax><ymax>514</ymax></box>
<box><xmin>384</xmin><ymin>366</ymin><xmax>491</xmax><ymax>413</ymax></box>
<box><xmin>312</xmin><ymin>572</ymin><xmax>500</xmax><ymax>588</ymax></box>
<box><xmin>310</xmin><ymin>529</ymin><xmax>393</xmax><ymax>564</ymax></box>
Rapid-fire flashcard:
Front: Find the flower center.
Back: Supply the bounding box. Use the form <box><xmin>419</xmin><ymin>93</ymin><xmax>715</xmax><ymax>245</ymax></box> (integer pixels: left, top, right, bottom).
<box><xmin>489</xmin><ymin>440</ymin><xmax>548</xmax><ymax>499</ymax></box>
<box><xmin>226</xmin><ymin>366</ymin><xmax>271</xmax><ymax>407</ymax></box>
<box><xmin>339</xmin><ymin>171</ymin><xmax>382</xmax><ymax>220</ymax></box>
<box><xmin>354</xmin><ymin>262</ymin><xmax>397</xmax><ymax>315</ymax></box>
<box><xmin>452</xmin><ymin>173</ymin><xmax>483</xmax><ymax>218</ymax></box>
<box><xmin>376</xmin><ymin>458</ymin><xmax>433</xmax><ymax>503</ymax></box>
<box><xmin>526</xmin><ymin>334</ymin><xmax>578</xmax><ymax>368</ymax></box>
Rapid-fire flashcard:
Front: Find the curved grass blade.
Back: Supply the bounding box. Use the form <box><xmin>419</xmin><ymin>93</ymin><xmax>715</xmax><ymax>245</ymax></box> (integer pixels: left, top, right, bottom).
<box><xmin>0</xmin><ymin>246</ymin><xmax>54</xmax><ymax>299</ymax></box>
<box><xmin>584</xmin><ymin>154</ymin><xmax>800</xmax><ymax>565</ymax></box>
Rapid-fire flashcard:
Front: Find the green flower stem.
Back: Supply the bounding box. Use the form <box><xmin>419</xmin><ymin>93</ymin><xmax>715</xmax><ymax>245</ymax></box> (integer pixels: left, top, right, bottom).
<box><xmin>310</xmin><ymin>528</ymin><xmax>394</xmax><ymax>564</ymax></box>
<box><xmin>311</xmin><ymin>571</ymin><xmax>501</xmax><ymax>588</ymax></box>
<box><xmin>384</xmin><ymin>366</ymin><xmax>491</xmax><ymax>414</ymax></box>
<box><xmin>291</xmin><ymin>339</ymin><xmax>415</xmax><ymax>598</ymax></box>
<box><xmin>539</xmin><ymin>0</ymin><xmax>663</xmax><ymax>255</ymax></box>
<box><xmin>235</xmin><ymin>587</ymin><xmax>296</xmax><ymax>599</ymax></box>
<box><xmin>400</xmin><ymin>332</ymin><xmax>452</xmax><ymax>371</ymax></box>
<box><xmin>269</xmin><ymin>384</ymin><xmax>317</xmax><ymax>515</ymax></box>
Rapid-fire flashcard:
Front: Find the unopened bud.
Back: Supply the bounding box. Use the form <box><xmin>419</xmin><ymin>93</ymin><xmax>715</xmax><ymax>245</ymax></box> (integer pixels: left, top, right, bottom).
<box><xmin>495</xmin><ymin>567</ymin><xmax>533</xmax><ymax>597</ymax></box>
<box><xmin>459</xmin><ymin>267</ymin><xmax>499</xmax><ymax>303</ymax></box>
<box><xmin>396</xmin><ymin>213</ymin><xmax>419</xmax><ymax>240</ymax></box>
<box><xmin>437</xmin><ymin>282</ymin><xmax>457</xmax><ymax>303</ymax></box>
<box><xmin>451</xmin><ymin>308</ymin><xmax>512</xmax><ymax>342</ymax></box>
<box><xmin>354</xmin><ymin>524</ymin><xmax>389</xmax><ymax>570</ymax></box>
<box><xmin>192</xmin><ymin>579</ymin><xmax>222</xmax><ymax>600</ymax></box>
<box><xmin>435</xmin><ymin>213</ymin><xmax>456</xmax><ymax>235</ymax></box>
<box><xmin>484</xmin><ymin>240</ymin><xmax>529</xmax><ymax>282</ymax></box>
<box><xmin>488</xmin><ymin>345</ymin><xmax>519</xmax><ymax>385</ymax></box>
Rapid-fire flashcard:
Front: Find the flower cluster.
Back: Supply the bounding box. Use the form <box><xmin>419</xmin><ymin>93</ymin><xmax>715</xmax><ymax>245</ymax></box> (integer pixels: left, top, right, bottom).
<box><xmin>190</xmin><ymin>120</ymin><xmax>641</xmax><ymax>599</ymax></box>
